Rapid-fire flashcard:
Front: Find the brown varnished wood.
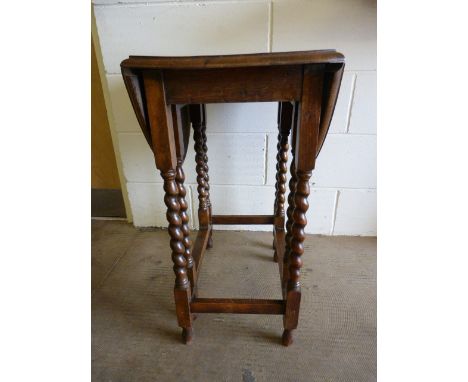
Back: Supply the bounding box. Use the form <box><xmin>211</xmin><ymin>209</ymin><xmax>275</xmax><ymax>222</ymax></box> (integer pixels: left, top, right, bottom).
<box><xmin>283</xmin><ymin>104</ymin><xmax>299</xmax><ymax>294</ymax></box>
<box><xmin>142</xmin><ymin>73</ymin><xmax>187</xmax><ymax>288</ymax></box>
<box><xmin>121</xmin><ymin>56</ymin><xmax>343</xmax><ymax>157</ymax></box>
<box><xmin>273</xmin><ymin>102</ymin><xmax>294</xmax><ymax>261</ymax></box>
<box><xmin>174</xmin><ymin>287</ymin><xmax>192</xmax><ymax>338</ymax></box>
<box><xmin>283</xmin><ymin>170</ymin><xmax>311</xmax><ymax>332</ymax></box>
<box><xmin>181</xmin><ymin>327</ymin><xmax>193</xmax><ymax>344</ymax></box>
<box><xmin>295</xmin><ymin>65</ymin><xmax>324</xmax><ymax>171</ymax></box>
<box><xmin>171</xmin><ymin>104</ymin><xmax>195</xmax><ymax>291</ymax></box>
<box><xmin>171</xmin><ymin>105</ymin><xmax>191</xmax><ymax>161</ymax></box>
<box><xmin>163</xmin><ymin>66</ymin><xmax>303</xmax><ymax>104</ymax></box>
<box><xmin>190</xmin><ymin>104</ymin><xmax>212</xmax><ymax>232</ymax></box>
<box><xmin>191</xmin><ymin>228</ymin><xmax>211</xmax><ymax>278</ymax></box>
<box><xmin>121</xmin><ymin>50</ymin><xmax>344</xmax><ymax>70</ymax></box>
<box><xmin>212</xmin><ymin>215</ymin><xmax>275</xmax><ymax>225</ymax></box>
<box><xmin>163</xmin><ymin>168</ymin><xmax>192</xmax><ymax>330</ymax></box>
<box><xmin>274</xmin><ymin>227</ymin><xmax>286</xmax><ymax>292</ymax></box>
<box><xmin>175</xmin><ymin>163</ymin><xmax>194</xmax><ymax>292</ymax></box>
<box><xmin>121</xmin><ymin>53</ymin><xmax>344</xmax><ymax>156</ymax></box>
<box><xmin>200</xmin><ymin>106</ymin><xmax>213</xmax><ymax>246</ymax></box>
<box><xmin>142</xmin><ymin>70</ymin><xmax>177</xmax><ymax>170</ymax></box>
<box><xmin>181</xmin><ymin>106</ymin><xmax>191</xmax><ymax>160</ymax></box>
<box><xmin>122</xmin><ymin>67</ymin><xmax>151</xmax><ymax>147</ymax></box>
<box><xmin>120</xmin><ymin>51</ymin><xmax>345</xmax><ymax>345</ymax></box>
<box><xmin>142</xmin><ymin>70</ymin><xmax>192</xmax><ymax>337</ymax></box>
<box><xmin>283</xmin><ymin>65</ymin><xmax>324</xmax><ymax>345</ymax></box>
<box><xmin>274</xmin><ymin>102</ymin><xmax>293</xmax><ymax>222</ymax></box>
<box><xmin>171</xmin><ymin>105</ymin><xmax>184</xmax><ymax>159</ymax></box>
<box><xmin>282</xmin><ymin>329</ymin><xmax>294</xmax><ymax>346</ymax></box>
<box><xmin>191</xmin><ymin>298</ymin><xmax>285</xmax><ymax>315</ymax></box>
<box><xmin>317</xmin><ymin>63</ymin><xmax>345</xmax><ymax>155</ymax></box>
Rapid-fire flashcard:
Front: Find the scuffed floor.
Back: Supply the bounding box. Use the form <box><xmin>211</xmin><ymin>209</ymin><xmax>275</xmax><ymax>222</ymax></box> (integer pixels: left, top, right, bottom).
<box><xmin>92</xmin><ymin>220</ymin><xmax>376</xmax><ymax>381</ymax></box>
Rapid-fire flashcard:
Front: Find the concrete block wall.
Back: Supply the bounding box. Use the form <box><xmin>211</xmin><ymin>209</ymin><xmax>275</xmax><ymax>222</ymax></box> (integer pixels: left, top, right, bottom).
<box><xmin>93</xmin><ymin>0</ymin><xmax>376</xmax><ymax>236</ymax></box>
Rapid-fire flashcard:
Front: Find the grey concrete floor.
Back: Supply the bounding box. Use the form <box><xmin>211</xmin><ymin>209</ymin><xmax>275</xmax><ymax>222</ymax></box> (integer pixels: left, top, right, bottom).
<box><xmin>92</xmin><ymin>220</ymin><xmax>376</xmax><ymax>382</ymax></box>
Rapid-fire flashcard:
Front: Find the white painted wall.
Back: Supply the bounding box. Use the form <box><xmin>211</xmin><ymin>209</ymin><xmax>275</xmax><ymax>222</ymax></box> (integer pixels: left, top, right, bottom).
<box><xmin>92</xmin><ymin>0</ymin><xmax>376</xmax><ymax>236</ymax></box>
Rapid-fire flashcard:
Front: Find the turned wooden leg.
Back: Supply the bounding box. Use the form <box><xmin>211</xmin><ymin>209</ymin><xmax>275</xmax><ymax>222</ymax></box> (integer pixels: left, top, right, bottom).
<box><xmin>175</xmin><ymin>160</ymin><xmax>195</xmax><ymax>293</ymax></box>
<box><xmin>182</xmin><ymin>327</ymin><xmax>193</xmax><ymax>344</ymax></box>
<box><xmin>273</xmin><ymin>102</ymin><xmax>293</xmax><ymax>262</ymax></box>
<box><xmin>142</xmin><ymin>72</ymin><xmax>193</xmax><ymax>344</ymax></box>
<box><xmin>283</xmin><ymin>170</ymin><xmax>311</xmax><ymax>346</ymax></box>
<box><xmin>282</xmin><ymin>329</ymin><xmax>294</xmax><ymax>346</ymax></box>
<box><xmin>282</xmin><ymin>113</ymin><xmax>298</xmax><ymax>346</ymax></box>
<box><xmin>170</xmin><ymin>105</ymin><xmax>195</xmax><ymax>294</ymax></box>
<box><xmin>190</xmin><ymin>104</ymin><xmax>213</xmax><ymax>248</ymax></box>
<box><xmin>283</xmin><ymin>67</ymin><xmax>323</xmax><ymax>346</ymax></box>
<box><xmin>283</xmin><ymin>103</ymin><xmax>298</xmax><ymax>291</ymax></box>
<box><xmin>201</xmin><ymin>106</ymin><xmax>213</xmax><ymax>248</ymax></box>
<box><xmin>283</xmin><ymin>161</ymin><xmax>297</xmax><ymax>291</ymax></box>
<box><xmin>162</xmin><ymin>169</ymin><xmax>193</xmax><ymax>344</ymax></box>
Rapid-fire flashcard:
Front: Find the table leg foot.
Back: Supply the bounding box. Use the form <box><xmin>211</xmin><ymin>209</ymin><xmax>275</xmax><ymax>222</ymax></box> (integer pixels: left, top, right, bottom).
<box><xmin>282</xmin><ymin>329</ymin><xmax>293</xmax><ymax>346</ymax></box>
<box><xmin>182</xmin><ymin>327</ymin><xmax>193</xmax><ymax>344</ymax></box>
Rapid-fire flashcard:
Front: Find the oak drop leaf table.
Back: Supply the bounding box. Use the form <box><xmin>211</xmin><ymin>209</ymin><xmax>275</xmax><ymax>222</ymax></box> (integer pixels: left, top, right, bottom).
<box><xmin>121</xmin><ymin>50</ymin><xmax>345</xmax><ymax>346</ymax></box>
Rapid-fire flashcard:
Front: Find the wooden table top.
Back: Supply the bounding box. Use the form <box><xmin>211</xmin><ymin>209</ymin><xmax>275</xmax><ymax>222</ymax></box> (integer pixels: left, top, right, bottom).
<box><xmin>121</xmin><ymin>50</ymin><xmax>345</xmax><ymax>70</ymax></box>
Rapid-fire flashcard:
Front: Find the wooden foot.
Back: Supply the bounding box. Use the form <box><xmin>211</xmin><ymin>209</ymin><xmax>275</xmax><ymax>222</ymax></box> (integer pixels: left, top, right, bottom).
<box><xmin>273</xmin><ymin>250</ymin><xmax>278</xmax><ymax>262</ymax></box>
<box><xmin>182</xmin><ymin>327</ymin><xmax>193</xmax><ymax>344</ymax></box>
<box><xmin>282</xmin><ymin>329</ymin><xmax>293</xmax><ymax>346</ymax></box>
<box><xmin>272</xmin><ymin>238</ymin><xmax>276</xmax><ymax>250</ymax></box>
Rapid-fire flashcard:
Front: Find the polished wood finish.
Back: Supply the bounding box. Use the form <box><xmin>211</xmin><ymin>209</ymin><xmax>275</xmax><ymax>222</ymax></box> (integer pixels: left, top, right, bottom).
<box><xmin>191</xmin><ymin>104</ymin><xmax>210</xmax><ymax>227</ymax></box>
<box><xmin>164</xmin><ymin>66</ymin><xmax>303</xmax><ymax>104</ymax></box>
<box><xmin>211</xmin><ymin>215</ymin><xmax>275</xmax><ymax>225</ymax></box>
<box><xmin>282</xmin><ymin>65</ymin><xmax>324</xmax><ymax>343</ymax></box>
<box><xmin>142</xmin><ymin>69</ymin><xmax>193</xmax><ymax>341</ymax></box>
<box><xmin>175</xmin><ymin>164</ymin><xmax>194</xmax><ymax>290</ymax></box>
<box><xmin>274</xmin><ymin>102</ymin><xmax>293</xmax><ymax>221</ymax></box>
<box><xmin>122</xmin><ymin>67</ymin><xmax>151</xmax><ymax>147</ymax></box>
<box><xmin>273</xmin><ymin>101</ymin><xmax>294</xmax><ymax>261</ymax></box>
<box><xmin>190</xmin><ymin>104</ymin><xmax>213</xmax><ymax>248</ymax></box>
<box><xmin>294</xmin><ymin>65</ymin><xmax>324</xmax><ymax>171</ymax></box>
<box><xmin>142</xmin><ymin>71</ymin><xmax>177</xmax><ymax>170</ymax></box>
<box><xmin>191</xmin><ymin>298</ymin><xmax>285</xmax><ymax>315</ymax></box>
<box><xmin>283</xmin><ymin>105</ymin><xmax>299</xmax><ymax>294</ymax></box>
<box><xmin>171</xmin><ymin>105</ymin><xmax>191</xmax><ymax>161</ymax></box>
<box><xmin>273</xmin><ymin>227</ymin><xmax>286</xmax><ymax>291</ymax></box>
<box><xmin>162</xmin><ymin>168</ymin><xmax>192</xmax><ymax>336</ymax></box>
<box><xmin>121</xmin><ymin>51</ymin><xmax>345</xmax><ymax>346</ymax></box>
<box><xmin>317</xmin><ymin>64</ymin><xmax>345</xmax><ymax>155</ymax></box>
<box><xmin>191</xmin><ymin>228</ymin><xmax>211</xmax><ymax>279</ymax></box>
<box><xmin>121</xmin><ymin>50</ymin><xmax>344</xmax><ymax>69</ymax></box>
<box><xmin>171</xmin><ymin>104</ymin><xmax>194</xmax><ymax>291</ymax></box>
